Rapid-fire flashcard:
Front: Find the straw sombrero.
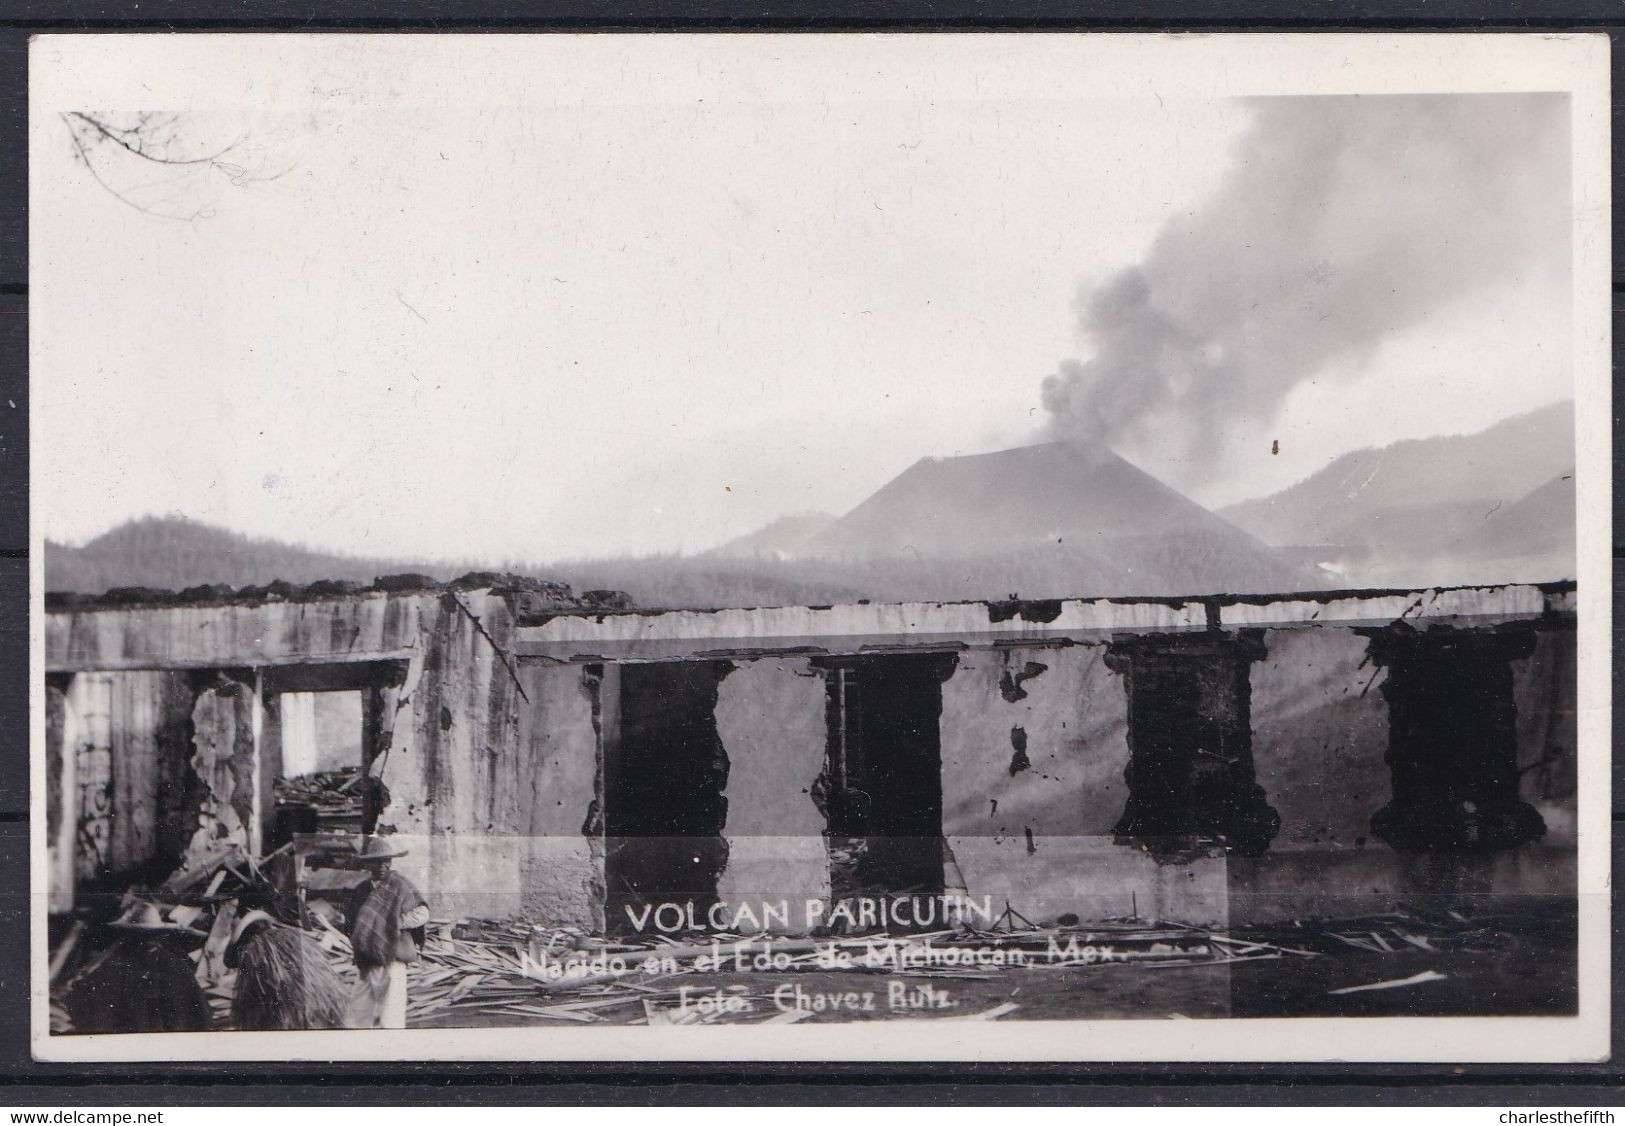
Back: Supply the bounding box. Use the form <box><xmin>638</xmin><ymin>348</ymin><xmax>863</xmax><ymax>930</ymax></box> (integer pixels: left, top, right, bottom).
<box><xmin>356</xmin><ymin>836</ymin><xmax>409</xmax><ymax>861</ymax></box>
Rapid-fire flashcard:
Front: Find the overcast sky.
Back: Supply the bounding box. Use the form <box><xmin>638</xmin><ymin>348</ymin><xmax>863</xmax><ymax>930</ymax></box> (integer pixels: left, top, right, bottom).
<box><xmin>32</xmin><ymin>36</ymin><xmax>1579</xmax><ymax>562</ymax></box>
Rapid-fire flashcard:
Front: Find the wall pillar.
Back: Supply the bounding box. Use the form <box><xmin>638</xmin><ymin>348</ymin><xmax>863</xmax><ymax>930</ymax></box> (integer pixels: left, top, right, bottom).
<box><xmin>360</xmin><ymin>684</ymin><xmax>398</xmax><ymax>835</ymax></box>
<box><xmin>183</xmin><ymin>669</ymin><xmax>264</xmax><ymax>864</ymax></box>
<box><xmin>713</xmin><ymin>658</ymin><xmax>830</xmax><ymax>931</ymax></box>
<box><xmin>515</xmin><ymin>663</ymin><xmax>607</xmax><ymax>930</ymax></box>
<box><xmin>46</xmin><ymin>674</ymin><xmax>77</xmax><ymax>913</ymax></box>
<box><xmin>65</xmin><ymin>673</ymin><xmax>114</xmax><ymax>882</ymax></box>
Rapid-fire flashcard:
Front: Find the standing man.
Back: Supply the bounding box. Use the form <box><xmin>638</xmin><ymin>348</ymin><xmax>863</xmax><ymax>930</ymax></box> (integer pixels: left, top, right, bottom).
<box><xmin>343</xmin><ymin>836</ymin><xmax>428</xmax><ymax>1030</ymax></box>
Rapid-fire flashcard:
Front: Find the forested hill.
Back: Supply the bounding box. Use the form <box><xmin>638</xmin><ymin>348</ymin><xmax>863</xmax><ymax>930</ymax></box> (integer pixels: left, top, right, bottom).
<box><xmin>47</xmin><ymin>512</ymin><xmax>1329</xmax><ymax>611</ymax></box>
<box><xmin>45</xmin><ymin>516</ymin><xmax>511</xmax><ymax>594</ymax></box>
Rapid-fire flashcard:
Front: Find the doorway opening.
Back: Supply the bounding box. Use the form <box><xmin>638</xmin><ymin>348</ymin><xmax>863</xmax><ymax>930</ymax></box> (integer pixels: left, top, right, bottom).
<box><xmin>603</xmin><ymin>661</ymin><xmax>733</xmax><ymax>936</ymax></box>
<box><xmin>262</xmin><ymin>661</ymin><xmax>406</xmax><ymax>849</ymax></box>
<box><xmin>272</xmin><ymin>690</ymin><xmax>366</xmax><ymax>833</ymax></box>
<box><xmin>1105</xmin><ymin>633</ymin><xmax>1279</xmax><ymax>860</ymax></box>
<box><xmin>1365</xmin><ymin>625</ymin><xmax>1546</xmax><ymax>853</ymax></box>
<box><xmin>816</xmin><ymin>653</ymin><xmax>956</xmax><ymax>903</ymax></box>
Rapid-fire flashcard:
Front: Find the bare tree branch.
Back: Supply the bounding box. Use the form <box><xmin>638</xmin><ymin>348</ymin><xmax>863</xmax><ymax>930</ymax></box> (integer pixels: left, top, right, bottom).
<box><xmin>62</xmin><ymin>113</ymin><xmax>208</xmax><ymax>222</ymax></box>
<box><xmin>65</xmin><ymin>110</ymin><xmax>243</xmax><ymax>167</ymax></box>
<box><xmin>61</xmin><ymin>110</ymin><xmax>296</xmax><ymax>220</ymax></box>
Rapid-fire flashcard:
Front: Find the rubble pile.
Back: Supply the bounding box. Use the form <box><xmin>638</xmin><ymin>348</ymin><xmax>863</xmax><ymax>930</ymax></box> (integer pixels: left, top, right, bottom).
<box><xmin>273</xmin><ymin>767</ymin><xmax>366</xmax><ymax>829</ymax></box>
<box><xmin>380</xmin><ymin>903</ymin><xmax>1503</xmax><ymax>1025</ymax></box>
<box><xmin>354</xmin><ymin>917</ymin><xmax>1321</xmax><ymax>1027</ymax></box>
<box><xmin>50</xmin><ymin>860</ymin><xmax>1503</xmax><ymax>1031</ymax></box>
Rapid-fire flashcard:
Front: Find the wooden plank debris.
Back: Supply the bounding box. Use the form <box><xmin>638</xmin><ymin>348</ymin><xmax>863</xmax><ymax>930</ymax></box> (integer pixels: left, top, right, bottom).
<box><xmin>1328</xmin><ymin>970</ymin><xmax>1448</xmax><ymax>995</ymax></box>
<box><xmin>50</xmin><ymin>856</ymin><xmax>1507</xmax><ymax>1031</ymax></box>
<box><xmin>950</xmin><ymin>1001</ymin><xmax>1022</xmax><ymax>1021</ymax></box>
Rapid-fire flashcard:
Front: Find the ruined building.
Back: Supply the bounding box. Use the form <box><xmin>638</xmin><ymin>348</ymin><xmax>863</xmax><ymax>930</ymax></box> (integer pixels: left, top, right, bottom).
<box><xmin>44</xmin><ymin>577</ymin><xmax>1577</xmax><ymax>932</ymax></box>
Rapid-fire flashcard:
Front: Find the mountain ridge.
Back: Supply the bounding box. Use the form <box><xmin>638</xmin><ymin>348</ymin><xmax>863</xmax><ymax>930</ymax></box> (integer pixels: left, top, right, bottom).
<box><xmin>1219</xmin><ymin>400</ymin><xmax>1574</xmax><ymax>548</ymax></box>
<box><xmin>46</xmin><ymin>516</ymin><xmax>545</xmax><ymax>594</ymax></box>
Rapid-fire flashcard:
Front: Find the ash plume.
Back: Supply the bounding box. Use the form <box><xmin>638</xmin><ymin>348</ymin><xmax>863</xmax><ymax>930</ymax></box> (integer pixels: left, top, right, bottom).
<box><xmin>1041</xmin><ymin>94</ymin><xmax>1570</xmax><ymax>466</ymax></box>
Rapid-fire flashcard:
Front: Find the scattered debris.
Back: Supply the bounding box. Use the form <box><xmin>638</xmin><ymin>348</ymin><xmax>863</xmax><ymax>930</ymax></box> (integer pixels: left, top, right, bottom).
<box><xmin>274</xmin><ymin>768</ymin><xmax>365</xmax><ymax>828</ymax></box>
<box><xmin>48</xmin><ymin>920</ymin><xmax>84</xmax><ymax>982</ymax></box>
<box><xmin>1329</xmin><ymin>969</ymin><xmax>1448</xmax><ymax>995</ymax></box>
<box><xmin>951</xmin><ymin>1001</ymin><xmax>1022</xmax><ymax>1021</ymax></box>
<box><xmin>47</xmin><ymin>863</ymin><xmax>1508</xmax><ymax>1031</ymax></box>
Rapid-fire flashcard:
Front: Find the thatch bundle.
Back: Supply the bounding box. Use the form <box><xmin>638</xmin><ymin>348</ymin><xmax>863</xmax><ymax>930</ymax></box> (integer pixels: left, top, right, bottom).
<box><xmin>230</xmin><ymin>918</ymin><xmax>349</xmax><ymax>1031</ymax></box>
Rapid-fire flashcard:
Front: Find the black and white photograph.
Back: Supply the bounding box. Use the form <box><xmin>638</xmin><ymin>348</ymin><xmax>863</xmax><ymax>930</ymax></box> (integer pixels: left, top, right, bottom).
<box><xmin>28</xmin><ymin>32</ymin><xmax>1610</xmax><ymax>1062</ymax></box>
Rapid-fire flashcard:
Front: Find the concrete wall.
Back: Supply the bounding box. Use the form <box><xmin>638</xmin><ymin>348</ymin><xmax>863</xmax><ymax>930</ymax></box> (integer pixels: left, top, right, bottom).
<box><xmin>935</xmin><ymin>617</ymin><xmax>1575</xmax><ymax>929</ymax></box>
<box><xmin>47</xmin><ymin>593</ymin><xmax>426</xmax><ymax>672</ymax></box>
<box><xmin>45</xmin><ymin>683</ymin><xmax>71</xmax><ymax>911</ymax></box>
<box><xmin>1513</xmin><ymin>623</ymin><xmax>1578</xmax><ymax>841</ymax></box>
<box><xmin>356</xmin><ymin>590</ymin><xmax>546</xmax><ymax>922</ymax></box>
<box><xmin>46</xmin><ymin>588</ymin><xmax>560</xmax><ymax>920</ymax></box>
<box><xmin>937</xmin><ymin>644</ymin><xmax>1230</xmax><ymax>926</ymax></box>
<box><xmin>184</xmin><ymin>673</ymin><xmax>264</xmax><ymax>863</ymax></box>
<box><xmin>57</xmin><ymin>670</ymin><xmax>202</xmax><ymax>889</ymax></box>
<box><xmin>1229</xmin><ymin>620</ymin><xmax>1575</xmax><ymax>924</ymax></box>
<box><xmin>45</xmin><ymin>582</ymin><xmax>1580</xmax><ymax>931</ymax></box>
<box><xmin>713</xmin><ymin>657</ymin><xmax>831</xmax><ymax>929</ymax></box>
<box><xmin>514</xmin><ymin>662</ymin><xmax>604</xmax><ymax>929</ymax></box>
<box><xmin>1234</xmin><ymin>626</ymin><xmax>1397</xmax><ymax>921</ymax></box>
<box><xmin>66</xmin><ymin>674</ymin><xmax>113</xmax><ymax>881</ymax></box>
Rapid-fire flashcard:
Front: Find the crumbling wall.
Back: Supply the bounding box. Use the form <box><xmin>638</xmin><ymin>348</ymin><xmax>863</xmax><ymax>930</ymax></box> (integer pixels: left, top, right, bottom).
<box><xmin>938</xmin><ymin>645</ymin><xmax>1226</xmax><ymax>925</ymax></box>
<box><xmin>66</xmin><ymin>673</ymin><xmax>113</xmax><ymax>881</ymax></box>
<box><xmin>48</xmin><ymin>592</ymin><xmax>428</xmax><ymax>671</ymax></box>
<box><xmin>1250</xmin><ymin>628</ymin><xmax>1391</xmax><ymax>849</ymax></box>
<box><xmin>714</xmin><ymin>658</ymin><xmax>830</xmax><ymax>929</ymax></box>
<box><xmin>45</xmin><ymin>582</ymin><xmax>1579</xmax><ymax>932</ymax></box>
<box><xmin>48</xmin><ymin>671</ymin><xmax>200</xmax><ymax>907</ymax></box>
<box><xmin>371</xmin><ymin>591</ymin><xmax>529</xmax><ymax>921</ymax></box>
<box><xmin>46</xmin><ymin>684</ymin><xmax>64</xmax><ymax>845</ymax></box>
<box><xmin>940</xmin><ymin>645</ymin><xmax>1125</xmax><ymax>836</ymax></box>
<box><xmin>1231</xmin><ymin>621</ymin><xmax>1577</xmax><ymax>923</ymax></box>
<box><xmin>1232</xmin><ymin>626</ymin><xmax>1395</xmax><ymax>922</ymax></box>
<box><xmin>46</xmin><ymin>587</ymin><xmax>586</xmax><ymax>922</ymax></box>
<box><xmin>1512</xmin><ymin>623</ymin><xmax>1578</xmax><ymax>844</ymax></box>
<box><xmin>183</xmin><ymin>672</ymin><xmax>263</xmax><ymax>866</ymax></box>
<box><xmin>47</xmin><ymin>680</ymin><xmax>77</xmax><ymax>910</ymax></box>
<box><xmin>515</xmin><ymin>662</ymin><xmax>603</xmax><ymax>929</ymax></box>
<box><xmin>109</xmin><ymin>672</ymin><xmax>157</xmax><ymax>872</ymax></box>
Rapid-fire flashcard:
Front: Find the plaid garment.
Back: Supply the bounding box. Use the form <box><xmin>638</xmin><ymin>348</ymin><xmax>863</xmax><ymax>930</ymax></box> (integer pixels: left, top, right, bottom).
<box><xmin>349</xmin><ymin>870</ymin><xmax>428</xmax><ymax>969</ymax></box>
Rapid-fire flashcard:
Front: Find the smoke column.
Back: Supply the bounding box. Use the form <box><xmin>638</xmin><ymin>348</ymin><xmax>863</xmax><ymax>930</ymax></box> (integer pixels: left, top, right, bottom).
<box><xmin>1041</xmin><ymin>94</ymin><xmax>1570</xmax><ymax>469</ymax></box>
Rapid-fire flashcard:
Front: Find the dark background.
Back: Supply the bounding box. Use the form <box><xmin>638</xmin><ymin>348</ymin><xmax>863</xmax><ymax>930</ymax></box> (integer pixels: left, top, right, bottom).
<box><xmin>0</xmin><ymin>3</ymin><xmax>1619</xmax><ymax>1105</ymax></box>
